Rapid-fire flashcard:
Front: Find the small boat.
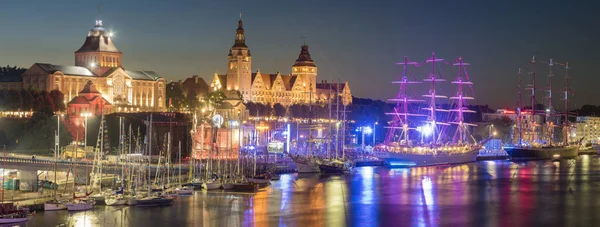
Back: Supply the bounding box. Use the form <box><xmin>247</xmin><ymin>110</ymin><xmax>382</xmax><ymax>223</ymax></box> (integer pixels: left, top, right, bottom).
<box><xmin>132</xmin><ymin>196</ymin><xmax>173</xmax><ymax>207</ymax></box>
<box><xmin>0</xmin><ymin>203</ymin><xmax>32</xmax><ymax>224</ymax></box>
<box><xmin>184</xmin><ymin>183</ymin><xmax>203</xmax><ymax>190</ymax></box>
<box><xmin>176</xmin><ymin>186</ymin><xmax>194</xmax><ymax>195</ymax></box>
<box><xmin>256</xmin><ymin>182</ymin><xmax>270</xmax><ymax>189</ymax></box>
<box><xmin>164</xmin><ymin>188</ymin><xmax>178</xmax><ymax>197</ymax></box>
<box><xmin>90</xmin><ymin>193</ymin><xmax>109</xmax><ymax>205</ymax></box>
<box><xmin>0</xmin><ymin>212</ymin><xmax>31</xmax><ymax>224</ymax></box>
<box><xmin>151</xmin><ymin>186</ymin><xmax>166</xmax><ymax>193</ymax></box>
<box><xmin>247</xmin><ymin>172</ymin><xmax>271</xmax><ymax>184</ymax></box>
<box><xmin>44</xmin><ymin>199</ymin><xmax>67</xmax><ymax>211</ymax></box>
<box><xmin>202</xmin><ymin>182</ymin><xmax>222</xmax><ymax>190</ymax></box>
<box><xmin>127</xmin><ymin>198</ymin><xmax>139</xmax><ymax>206</ymax></box>
<box><xmin>221</xmin><ymin>183</ymin><xmax>234</xmax><ymax>190</ymax></box>
<box><xmin>65</xmin><ymin>199</ymin><xmax>95</xmax><ymax>211</ymax></box>
<box><xmin>232</xmin><ymin>182</ymin><xmax>258</xmax><ymax>192</ymax></box>
<box><xmin>289</xmin><ymin>154</ymin><xmax>321</xmax><ymax>173</ymax></box>
<box><xmin>270</xmin><ymin>174</ymin><xmax>280</xmax><ymax>181</ymax></box>
<box><xmin>247</xmin><ymin>178</ymin><xmax>270</xmax><ymax>184</ymax></box>
<box><xmin>105</xmin><ymin>195</ymin><xmax>128</xmax><ymax>206</ymax></box>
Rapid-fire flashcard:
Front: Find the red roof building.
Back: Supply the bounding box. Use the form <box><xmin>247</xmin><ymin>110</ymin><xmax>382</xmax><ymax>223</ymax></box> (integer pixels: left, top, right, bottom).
<box><xmin>67</xmin><ymin>80</ymin><xmax>112</xmax><ymax>123</ymax></box>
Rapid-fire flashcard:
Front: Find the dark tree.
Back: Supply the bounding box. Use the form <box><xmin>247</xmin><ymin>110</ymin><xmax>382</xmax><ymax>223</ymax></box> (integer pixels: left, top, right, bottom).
<box><xmin>184</xmin><ymin>90</ymin><xmax>201</xmax><ymax>111</ymax></box>
<box><xmin>246</xmin><ymin>102</ymin><xmax>258</xmax><ymax>116</ymax></box>
<box><xmin>166</xmin><ymin>83</ymin><xmax>186</xmax><ymax>111</ymax></box>
<box><xmin>49</xmin><ymin>89</ymin><xmax>66</xmax><ymax>112</ymax></box>
<box><xmin>273</xmin><ymin>103</ymin><xmax>286</xmax><ymax>117</ymax></box>
<box><xmin>0</xmin><ymin>65</ymin><xmax>26</xmax><ymax>82</ymax></box>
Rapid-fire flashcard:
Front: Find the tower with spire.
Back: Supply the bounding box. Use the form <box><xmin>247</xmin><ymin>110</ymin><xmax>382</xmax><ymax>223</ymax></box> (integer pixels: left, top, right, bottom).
<box><xmin>226</xmin><ymin>16</ymin><xmax>252</xmax><ymax>96</ymax></box>
<box><xmin>207</xmin><ymin>15</ymin><xmax>348</xmax><ymax>106</ymax></box>
<box><xmin>291</xmin><ymin>44</ymin><xmax>317</xmax><ymax>94</ymax></box>
<box><xmin>74</xmin><ymin>20</ymin><xmax>122</xmax><ymax>76</ymax></box>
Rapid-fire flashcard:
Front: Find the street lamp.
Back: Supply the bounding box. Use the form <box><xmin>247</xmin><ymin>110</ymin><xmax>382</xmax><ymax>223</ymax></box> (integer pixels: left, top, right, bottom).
<box><xmin>359</xmin><ymin>126</ymin><xmax>372</xmax><ymax>158</ymax></box>
<box><xmin>80</xmin><ymin>113</ymin><xmax>92</xmax><ymax>151</ymax></box>
<box><xmin>55</xmin><ymin>113</ymin><xmax>64</xmax><ymax>160</ymax></box>
<box><xmin>416</xmin><ymin>124</ymin><xmax>433</xmax><ymax>143</ymax></box>
<box><xmin>373</xmin><ymin>122</ymin><xmax>378</xmax><ymax>146</ymax></box>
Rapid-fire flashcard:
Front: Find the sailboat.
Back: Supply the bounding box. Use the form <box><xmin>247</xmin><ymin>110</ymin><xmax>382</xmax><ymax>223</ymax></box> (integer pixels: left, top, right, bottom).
<box><xmin>289</xmin><ymin>81</ymin><xmax>323</xmax><ymax>173</ymax></box>
<box><xmin>202</xmin><ymin>119</ymin><xmax>222</xmax><ymax>190</ymax></box>
<box><xmin>106</xmin><ymin>118</ymin><xmax>129</xmax><ymax>206</ymax></box>
<box><xmin>318</xmin><ymin>81</ymin><xmax>352</xmax><ymax>174</ymax></box>
<box><xmin>65</xmin><ymin>191</ymin><xmax>95</xmax><ymax>211</ymax></box>
<box><xmin>130</xmin><ymin>114</ymin><xmax>174</xmax><ymax>207</ymax></box>
<box><xmin>174</xmin><ymin>142</ymin><xmax>193</xmax><ymax>195</ymax></box>
<box><xmin>89</xmin><ymin>114</ymin><xmax>111</xmax><ymax>205</ymax></box>
<box><xmin>64</xmin><ymin>124</ymin><xmax>95</xmax><ymax>211</ymax></box>
<box><xmin>504</xmin><ymin>57</ymin><xmax>579</xmax><ymax>159</ymax></box>
<box><xmin>0</xmin><ymin>203</ymin><xmax>32</xmax><ymax>224</ymax></box>
<box><xmin>374</xmin><ymin>54</ymin><xmax>483</xmax><ymax>166</ymax></box>
<box><xmin>44</xmin><ymin>130</ymin><xmax>67</xmax><ymax>211</ymax></box>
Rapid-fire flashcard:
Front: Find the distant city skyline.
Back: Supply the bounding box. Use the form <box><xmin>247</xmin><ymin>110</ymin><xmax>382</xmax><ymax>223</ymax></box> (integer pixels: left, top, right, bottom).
<box><xmin>0</xmin><ymin>0</ymin><xmax>598</xmax><ymax>108</ymax></box>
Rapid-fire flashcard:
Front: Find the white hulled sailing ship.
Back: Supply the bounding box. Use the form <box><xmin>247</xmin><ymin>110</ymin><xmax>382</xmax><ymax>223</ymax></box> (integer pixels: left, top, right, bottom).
<box><xmin>503</xmin><ymin>57</ymin><xmax>579</xmax><ymax>159</ymax></box>
<box><xmin>374</xmin><ymin>53</ymin><xmax>483</xmax><ymax>166</ymax></box>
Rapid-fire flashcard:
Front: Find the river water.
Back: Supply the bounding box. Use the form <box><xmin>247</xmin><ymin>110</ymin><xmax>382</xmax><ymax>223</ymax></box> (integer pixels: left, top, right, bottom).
<box><xmin>13</xmin><ymin>155</ymin><xmax>600</xmax><ymax>227</ymax></box>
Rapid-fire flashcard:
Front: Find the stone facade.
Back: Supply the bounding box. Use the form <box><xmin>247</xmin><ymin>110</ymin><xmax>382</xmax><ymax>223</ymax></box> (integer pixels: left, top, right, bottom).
<box><xmin>210</xmin><ymin>18</ymin><xmax>352</xmax><ymax>106</ymax></box>
<box><xmin>575</xmin><ymin>116</ymin><xmax>600</xmax><ymax>144</ymax></box>
<box><xmin>19</xmin><ymin>20</ymin><xmax>166</xmax><ymax>115</ymax></box>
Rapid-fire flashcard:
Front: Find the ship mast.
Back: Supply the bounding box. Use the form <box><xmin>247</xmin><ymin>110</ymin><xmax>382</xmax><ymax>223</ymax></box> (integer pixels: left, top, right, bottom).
<box><xmin>385</xmin><ymin>57</ymin><xmax>422</xmax><ymax>144</ymax></box>
<box><xmin>423</xmin><ymin>53</ymin><xmax>447</xmax><ymax>144</ymax></box>
<box><xmin>557</xmin><ymin>61</ymin><xmax>570</xmax><ymax>144</ymax></box>
<box><xmin>528</xmin><ymin>56</ymin><xmax>537</xmax><ymax>143</ymax></box>
<box><xmin>564</xmin><ymin>62</ymin><xmax>570</xmax><ymax>144</ymax></box>
<box><xmin>542</xmin><ymin>58</ymin><xmax>554</xmax><ymax>145</ymax></box>
<box><xmin>450</xmin><ymin>57</ymin><xmax>476</xmax><ymax>144</ymax></box>
<box><xmin>517</xmin><ymin>68</ymin><xmax>522</xmax><ymax>146</ymax></box>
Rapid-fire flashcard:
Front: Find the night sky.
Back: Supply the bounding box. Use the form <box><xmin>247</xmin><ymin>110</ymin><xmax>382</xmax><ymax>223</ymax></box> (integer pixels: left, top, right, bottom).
<box><xmin>0</xmin><ymin>0</ymin><xmax>597</xmax><ymax>108</ymax></box>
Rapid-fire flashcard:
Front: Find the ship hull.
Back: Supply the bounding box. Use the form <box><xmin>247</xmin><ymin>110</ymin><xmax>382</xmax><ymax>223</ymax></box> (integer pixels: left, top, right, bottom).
<box><xmin>377</xmin><ymin>149</ymin><xmax>479</xmax><ymax>167</ymax></box>
<box><xmin>318</xmin><ymin>164</ymin><xmax>345</xmax><ymax>174</ymax></box>
<box><xmin>504</xmin><ymin>146</ymin><xmax>579</xmax><ymax>160</ymax></box>
<box><xmin>296</xmin><ymin>162</ymin><xmax>321</xmax><ymax>173</ymax></box>
<box><xmin>578</xmin><ymin>144</ymin><xmax>600</xmax><ymax>155</ymax></box>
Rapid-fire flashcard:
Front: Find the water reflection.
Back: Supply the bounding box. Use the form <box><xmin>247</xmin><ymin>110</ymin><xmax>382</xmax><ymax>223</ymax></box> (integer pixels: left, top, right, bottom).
<box><xmin>348</xmin><ymin>167</ymin><xmax>379</xmax><ymax>226</ymax></box>
<box><xmin>15</xmin><ymin>156</ymin><xmax>600</xmax><ymax>226</ymax></box>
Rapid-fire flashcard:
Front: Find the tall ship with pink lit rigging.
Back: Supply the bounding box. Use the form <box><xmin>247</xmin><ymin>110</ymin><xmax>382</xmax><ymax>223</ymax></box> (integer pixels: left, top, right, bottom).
<box><xmin>374</xmin><ymin>53</ymin><xmax>485</xmax><ymax>167</ymax></box>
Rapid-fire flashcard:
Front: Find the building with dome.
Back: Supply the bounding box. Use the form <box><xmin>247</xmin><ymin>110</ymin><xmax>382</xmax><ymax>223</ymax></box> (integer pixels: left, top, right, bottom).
<box><xmin>18</xmin><ymin>20</ymin><xmax>166</xmax><ymax>117</ymax></box>
<box><xmin>210</xmin><ymin>18</ymin><xmax>352</xmax><ymax>106</ymax></box>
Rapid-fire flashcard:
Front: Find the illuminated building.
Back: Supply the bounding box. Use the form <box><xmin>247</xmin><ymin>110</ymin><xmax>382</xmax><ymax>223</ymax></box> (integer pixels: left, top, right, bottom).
<box><xmin>483</xmin><ymin>109</ymin><xmax>544</xmax><ymax>144</ymax></box>
<box><xmin>210</xmin><ymin>18</ymin><xmax>352</xmax><ymax>105</ymax></box>
<box><xmin>575</xmin><ymin>116</ymin><xmax>600</xmax><ymax>144</ymax></box>
<box><xmin>67</xmin><ymin>80</ymin><xmax>112</xmax><ymax>125</ymax></box>
<box><xmin>17</xmin><ymin>20</ymin><xmax>166</xmax><ymax>114</ymax></box>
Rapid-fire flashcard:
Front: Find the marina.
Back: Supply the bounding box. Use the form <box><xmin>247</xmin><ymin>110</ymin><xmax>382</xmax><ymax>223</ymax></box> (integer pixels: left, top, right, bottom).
<box><xmin>0</xmin><ymin>156</ymin><xmax>596</xmax><ymax>226</ymax></box>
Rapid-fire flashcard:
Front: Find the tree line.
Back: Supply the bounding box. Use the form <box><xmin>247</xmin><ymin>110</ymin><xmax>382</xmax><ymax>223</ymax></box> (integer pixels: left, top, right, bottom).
<box><xmin>166</xmin><ymin>83</ymin><xmax>226</xmax><ymax>113</ymax></box>
<box><xmin>0</xmin><ymin>89</ymin><xmax>66</xmax><ymax>113</ymax></box>
<box><xmin>0</xmin><ymin>65</ymin><xmax>25</xmax><ymax>82</ymax></box>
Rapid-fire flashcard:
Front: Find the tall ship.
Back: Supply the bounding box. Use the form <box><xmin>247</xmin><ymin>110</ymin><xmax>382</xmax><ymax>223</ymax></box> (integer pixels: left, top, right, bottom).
<box><xmin>374</xmin><ymin>53</ymin><xmax>483</xmax><ymax>167</ymax></box>
<box><xmin>504</xmin><ymin>57</ymin><xmax>579</xmax><ymax>159</ymax></box>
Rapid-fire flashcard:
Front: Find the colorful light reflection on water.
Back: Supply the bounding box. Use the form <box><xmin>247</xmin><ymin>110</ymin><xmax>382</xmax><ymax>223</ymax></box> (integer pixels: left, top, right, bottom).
<box><xmin>16</xmin><ymin>156</ymin><xmax>600</xmax><ymax>226</ymax></box>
